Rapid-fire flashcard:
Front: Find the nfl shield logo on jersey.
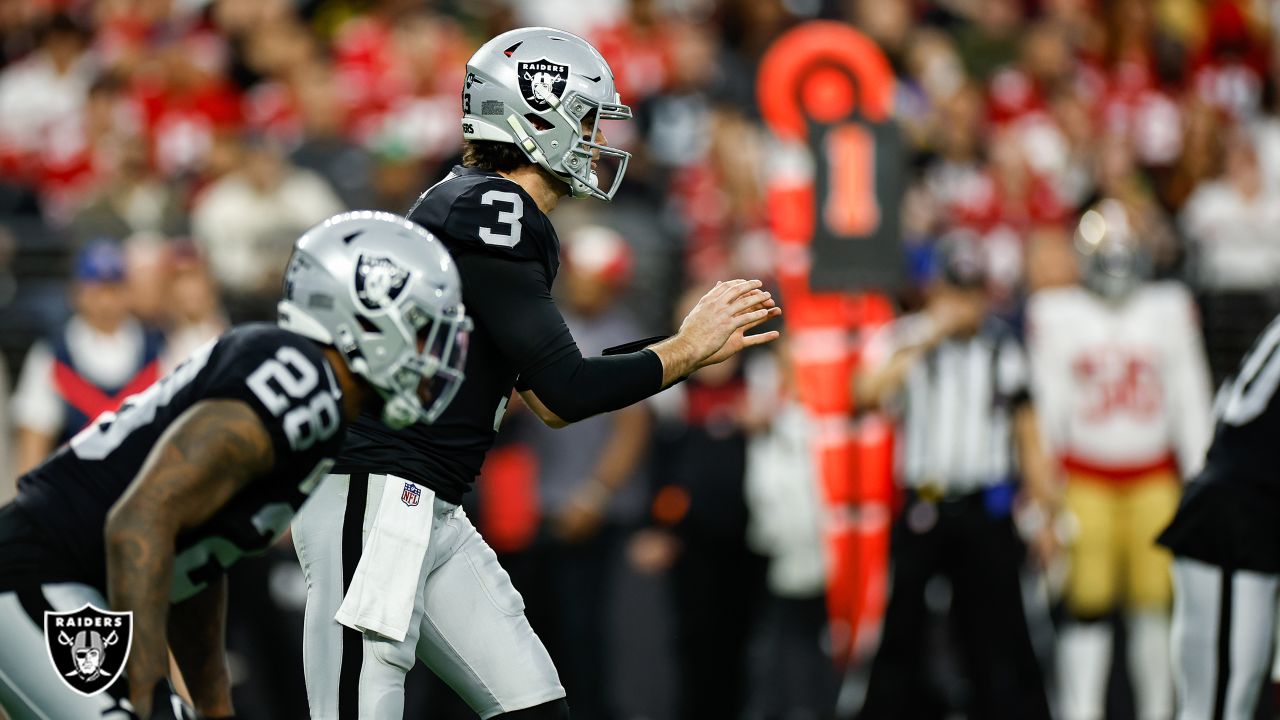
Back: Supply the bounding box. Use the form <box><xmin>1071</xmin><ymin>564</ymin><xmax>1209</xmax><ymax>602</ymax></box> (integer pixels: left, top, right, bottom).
<box><xmin>44</xmin><ymin>604</ymin><xmax>132</xmax><ymax>697</ymax></box>
<box><xmin>355</xmin><ymin>254</ymin><xmax>410</xmax><ymax>311</ymax></box>
<box><xmin>518</xmin><ymin>59</ymin><xmax>568</xmax><ymax>111</ymax></box>
<box><xmin>402</xmin><ymin>481</ymin><xmax>422</xmax><ymax>507</ymax></box>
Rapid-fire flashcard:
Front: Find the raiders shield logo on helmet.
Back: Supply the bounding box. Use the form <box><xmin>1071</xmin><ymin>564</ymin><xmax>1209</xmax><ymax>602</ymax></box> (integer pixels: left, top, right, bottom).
<box><xmin>518</xmin><ymin>59</ymin><xmax>568</xmax><ymax>111</ymax></box>
<box><xmin>44</xmin><ymin>604</ymin><xmax>132</xmax><ymax>697</ymax></box>
<box><xmin>355</xmin><ymin>254</ymin><xmax>410</xmax><ymax>311</ymax></box>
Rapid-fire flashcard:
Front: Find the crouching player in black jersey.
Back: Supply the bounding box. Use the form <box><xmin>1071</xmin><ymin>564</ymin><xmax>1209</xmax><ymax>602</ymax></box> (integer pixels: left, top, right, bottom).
<box><xmin>0</xmin><ymin>212</ymin><xmax>470</xmax><ymax>719</ymax></box>
<box><xmin>292</xmin><ymin>27</ymin><xmax>782</xmax><ymax>720</ymax></box>
<box><xmin>1158</xmin><ymin>313</ymin><xmax>1280</xmax><ymax>720</ymax></box>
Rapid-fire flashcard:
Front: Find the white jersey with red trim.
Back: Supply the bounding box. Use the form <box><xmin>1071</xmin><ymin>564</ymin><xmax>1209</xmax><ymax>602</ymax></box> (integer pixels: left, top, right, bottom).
<box><xmin>1026</xmin><ymin>282</ymin><xmax>1213</xmax><ymax>478</ymax></box>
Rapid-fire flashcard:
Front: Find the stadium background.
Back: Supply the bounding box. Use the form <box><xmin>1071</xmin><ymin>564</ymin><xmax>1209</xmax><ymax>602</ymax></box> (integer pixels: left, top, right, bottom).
<box><xmin>1</xmin><ymin>0</ymin><xmax>1278</xmax><ymax>718</ymax></box>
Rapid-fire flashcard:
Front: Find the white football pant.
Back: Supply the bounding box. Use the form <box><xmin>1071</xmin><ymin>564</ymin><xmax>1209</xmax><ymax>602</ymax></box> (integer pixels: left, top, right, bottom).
<box><xmin>292</xmin><ymin>472</ymin><xmax>564</xmax><ymax>720</ymax></box>
<box><xmin>1172</xmin><ymin>557</ymin><xmax>1279</xmax><ymax>720</ymax></box>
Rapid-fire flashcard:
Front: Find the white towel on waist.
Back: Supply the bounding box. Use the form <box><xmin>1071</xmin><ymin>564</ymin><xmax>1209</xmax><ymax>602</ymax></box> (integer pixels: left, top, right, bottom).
<box><xmin>335</xmin><ymin>474</ymin><xmax>433</xmax><ymax>642</ymax></box>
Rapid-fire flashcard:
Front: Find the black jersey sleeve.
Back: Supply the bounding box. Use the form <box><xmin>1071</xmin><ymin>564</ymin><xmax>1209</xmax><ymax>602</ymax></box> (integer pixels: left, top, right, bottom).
<box><xmin>457</xmin><ymin>253</ymin><xmax>664</xmax><ymax>423</ymax></box>
<box><xmin>201</xmin><ymin>329</ymin><xmax>346</xmax><ymax>464</ymax></box>
<box><xmin>519</xmin><ymin>348</ymin><xmax>665</xmax><ymax>423</ymax></box>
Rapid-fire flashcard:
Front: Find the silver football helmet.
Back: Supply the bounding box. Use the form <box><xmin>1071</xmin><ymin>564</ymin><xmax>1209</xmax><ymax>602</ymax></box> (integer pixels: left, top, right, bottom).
<box><xmin>1074</xmin><ymin>199</ymin><xmax>1151</xmax><ymax>302</ymax></box>
<box><xmin>463</xmin><ymin>27</ymin><xmax>632</xmax><ymax>201</ymax></box>
<box><xmin>278</xmin><ymin>212</ymin><xmax>472</xmax><ymax>428</ymax></box>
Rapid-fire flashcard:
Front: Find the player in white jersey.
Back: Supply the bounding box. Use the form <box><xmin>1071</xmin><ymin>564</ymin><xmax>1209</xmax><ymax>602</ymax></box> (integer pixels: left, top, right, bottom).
<box><xmin>1026</xmin><ymin>200</ymin><xmax>1214</xmax><ymax>720</ymax></box>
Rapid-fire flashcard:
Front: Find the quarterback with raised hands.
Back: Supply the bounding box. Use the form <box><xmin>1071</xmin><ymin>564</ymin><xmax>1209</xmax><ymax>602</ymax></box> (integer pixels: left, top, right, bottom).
<box><xmin>293</xmin><ymin>27</ymin><xmax>780</xmax><ymax>720</ymax></box>
<box><xmin>0</xmin><ymin>212</ymin><xmax>469</xmax><ymax>719</ymax></box>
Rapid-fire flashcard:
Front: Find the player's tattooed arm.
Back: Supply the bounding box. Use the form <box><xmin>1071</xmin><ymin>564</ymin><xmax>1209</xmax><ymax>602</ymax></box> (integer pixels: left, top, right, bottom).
<box><xmin>168</xmin><ymin>574</ymin><xmax>232</xmax><ymax>717</ymax></box>
<box><xmin>106</xmin><ymin>400</ymin><xmax>275</xmax><ymax>718</ymax></box>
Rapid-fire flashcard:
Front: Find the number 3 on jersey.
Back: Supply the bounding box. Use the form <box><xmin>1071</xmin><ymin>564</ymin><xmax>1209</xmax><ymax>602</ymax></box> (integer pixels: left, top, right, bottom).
<box><xmin>478</xmin><ymin>189</ymin><xmax>524</xmax><ymax>248</ymax></box>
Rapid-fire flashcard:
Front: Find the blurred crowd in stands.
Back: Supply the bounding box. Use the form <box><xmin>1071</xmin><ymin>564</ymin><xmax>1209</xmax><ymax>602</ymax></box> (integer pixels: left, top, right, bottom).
<box><xmin>1</xmin><ymin>0</ymin><xmax>1278</xmax><ymax>718</ymax></box>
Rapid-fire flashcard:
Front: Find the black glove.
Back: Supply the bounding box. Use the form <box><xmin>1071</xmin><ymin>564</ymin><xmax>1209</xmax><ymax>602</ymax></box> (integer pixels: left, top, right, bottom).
<box><xmin>146</xmin><ymin>680</ymin><xmax>197</xmax><ymax>720</ymax></box>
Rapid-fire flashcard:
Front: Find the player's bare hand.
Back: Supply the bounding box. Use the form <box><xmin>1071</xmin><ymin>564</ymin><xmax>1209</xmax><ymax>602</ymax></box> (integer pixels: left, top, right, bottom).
<box><xmin>627</xmin><ymin>528</ymin><xmax>680</xmax><ymax>574</ymax></box>
<box><xmin>675</xmin><ymin>280</ymin><xmax>780</xmax><ymax>363</ymax></box>
<box><xmin>1029</xmin><ymin>524</ymin><xmax>1059</xmax><ymax>570</ymax></box>
<box><xmin>1015</xmin><ymin>497</ymin><xmax>1063</xmax><ymax>570</ymax></box>
<box><xmin>552</xmin><ymin>482</ymin><xmax>609</xmax><ymax>543</ymax></box>
<box><xmin>928</xmin><ymin>294</ymin><xmax>984</xmax><ymax>341</ymax></box>
<box><xmin>700</xmin><ymin>296</ymin><xmax>782</xmax><ymax>369</ymax></box>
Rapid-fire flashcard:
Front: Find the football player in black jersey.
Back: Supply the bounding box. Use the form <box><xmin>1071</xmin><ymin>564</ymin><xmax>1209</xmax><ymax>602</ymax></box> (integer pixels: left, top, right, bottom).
<box><xmin>1158</xmin><ymin>313</ymin><xmax>1280</xmax><ymax>720</ymax></box>
<box><xmin>0</xmin><ymin>212</ymin><xmax>470</xmax><ymax>719</ymax></box>
<box><xmin>292</xmin><ymin>27</ymin><xmax>781</xmax><ymax>720</ymax></box>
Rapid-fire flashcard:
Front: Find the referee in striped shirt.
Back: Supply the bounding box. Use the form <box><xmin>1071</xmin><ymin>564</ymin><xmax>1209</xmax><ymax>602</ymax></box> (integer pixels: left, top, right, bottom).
<box><xmin>854</xmin><ymin>238</ymin><xmax>1059</xmax><ymax>720</ymax></box>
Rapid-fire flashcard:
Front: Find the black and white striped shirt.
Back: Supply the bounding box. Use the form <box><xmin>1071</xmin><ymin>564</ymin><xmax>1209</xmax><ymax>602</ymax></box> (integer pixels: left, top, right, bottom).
<box><xmin>866</xmin><ymin>314</ymin><xmax>1031</xmax><ymax>494</ymax></box>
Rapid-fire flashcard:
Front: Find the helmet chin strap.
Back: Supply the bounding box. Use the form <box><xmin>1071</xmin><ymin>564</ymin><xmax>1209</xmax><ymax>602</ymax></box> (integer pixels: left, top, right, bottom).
<box><xmin>380</xmin><ymin>391</ymin><xmax>424</xmax><ymax>430</ymax></box>
<box><xmin>505</xmin><ymin>106</ymin><xmax>604</xmax><ymax>200</ymax></box>
<box><xmin>569</xmin><ymin>170</ymin><xmax>600</xmax><ymax>198</ymax></box>
<box><xmin>506</xmin><ymin>115</ymin><xmax>549</xmax><ymax>165</ymax></box>
<box><xmin>553</xmin><ymin>97</ymin><xmax>609</xmax><ymax>200</ymax></box>
<box><xmin>505</xmin><ymin>113</ymin><xmax>573</xmax><ymax>193</ymax></box>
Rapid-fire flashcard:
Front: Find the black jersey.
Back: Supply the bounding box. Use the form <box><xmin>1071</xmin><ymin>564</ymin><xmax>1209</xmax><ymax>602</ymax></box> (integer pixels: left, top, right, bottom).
<box><xmin>334</xmin><ymin>166</ymin><xmax>579</xmax><ymax>503</ymax></box>
<box><xmin>1159</xmin><ymin>313</ymin><xmax>1280</xmax><ymax>572</ymax></box>
<box><xmin>9</xmin><ymin>324</ymin><xmax>347</xmax><ymax>600</ymax></box>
